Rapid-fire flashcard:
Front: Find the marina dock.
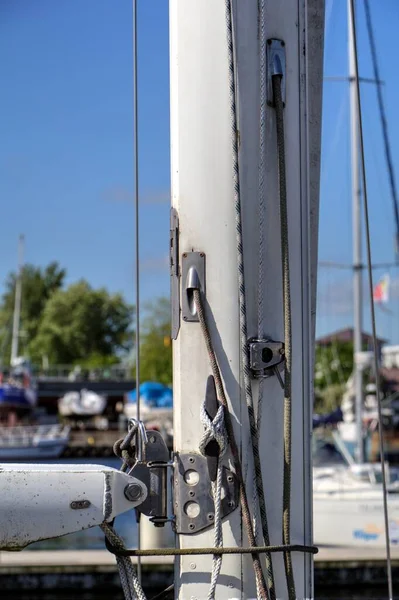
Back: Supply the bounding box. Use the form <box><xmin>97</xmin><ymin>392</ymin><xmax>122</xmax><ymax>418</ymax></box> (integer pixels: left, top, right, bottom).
<box><xmin>0</xmin><ymin>547</ymin><xmax>396</xmax><ymax>596</ymax></box>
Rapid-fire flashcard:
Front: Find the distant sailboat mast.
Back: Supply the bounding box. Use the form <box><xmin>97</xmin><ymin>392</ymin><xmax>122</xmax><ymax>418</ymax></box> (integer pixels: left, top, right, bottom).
<box><xmin>348</xmin><ymin>0</ymin><xmax>364</xmax><ymax>463</ymax></box>
<box><xmin>10</xmin><ymin>234</ymin><xmax>24</xmax><ymax>365</ymax></box>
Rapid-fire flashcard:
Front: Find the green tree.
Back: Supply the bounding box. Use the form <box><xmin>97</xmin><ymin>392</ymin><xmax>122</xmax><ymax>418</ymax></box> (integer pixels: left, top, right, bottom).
<box><xmin>139</xmin><ymin>298</ymin><xmax>172</xmax><ymax>385</ymax></box>
<box><xmin>30</xmin><ymin>280</ymin><xmax>133</xmax><ymax>364</ymax></box>
<box><xmin>314</xmin><ymin>341</ymin><xmax>354</xmax><ymax>390</ymax></box>
<box><xmin>0</xmin><ymin>262</ymin><xmax>66</xmax><ymax>362</ymax></box>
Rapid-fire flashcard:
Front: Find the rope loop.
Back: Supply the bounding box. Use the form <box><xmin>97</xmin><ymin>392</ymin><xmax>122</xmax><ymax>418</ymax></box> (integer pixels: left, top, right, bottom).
<box><xmin>113</xmin><ymin>422</ymin><xmax>140</xmax><ymax>471</ymax></box>
<box><xmin>199</xmin><ymin>403</ymin><xmax>227</xmax><ymax>459</ymax></box>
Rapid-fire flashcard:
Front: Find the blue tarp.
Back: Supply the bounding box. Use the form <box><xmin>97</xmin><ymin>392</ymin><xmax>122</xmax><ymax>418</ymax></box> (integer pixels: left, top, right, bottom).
<box><xmin>127</xmin><ymin>381</ymin><xmax>173</xmax><ymax>408</ymax></box>
<box><xmin>313</xmin><ymin>407</ymin><xmax>343</xmax><ymax>429</ymax></box>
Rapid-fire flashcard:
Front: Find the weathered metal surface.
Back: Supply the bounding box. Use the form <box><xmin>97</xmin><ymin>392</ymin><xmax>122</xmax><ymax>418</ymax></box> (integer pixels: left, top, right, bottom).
<box><xmin>173</xmin><ymin>453</ymin><xmax>239</xmax><ymax>534</ymax></box>
<box><xmin>0</xmin><ymin>464</ymin><xmax>147</xmax><ymax>550</ymax></box>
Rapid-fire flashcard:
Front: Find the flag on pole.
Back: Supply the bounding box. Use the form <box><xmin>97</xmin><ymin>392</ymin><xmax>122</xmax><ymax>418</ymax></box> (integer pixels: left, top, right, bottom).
<box><xmin>373</xmin><ymin>274</ymin><xmax>390</xmax><ymax>304</ymax></box>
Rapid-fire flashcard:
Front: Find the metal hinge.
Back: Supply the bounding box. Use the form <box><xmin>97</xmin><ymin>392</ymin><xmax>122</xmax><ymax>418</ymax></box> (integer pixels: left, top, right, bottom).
<box><xmin>130</xmin><ymin>431</ymin><xmax>239</xmax><ymax>534</ymax></box>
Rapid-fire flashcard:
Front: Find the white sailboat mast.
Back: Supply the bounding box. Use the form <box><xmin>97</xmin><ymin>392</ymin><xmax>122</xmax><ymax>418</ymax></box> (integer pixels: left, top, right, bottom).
<box><xmin>348</xmin><ymin>0</ymin><xmax>365</xmax><ymax>464</ymax></box>
<box><xmin>170</xmin><ymin>1</ymin><xmax>324</xmax><ymax>598</ymax></box>
<box><xmin>10</xmin><ymin>234</ymin><xmax>24</xmax><ymax>365</ymax></box>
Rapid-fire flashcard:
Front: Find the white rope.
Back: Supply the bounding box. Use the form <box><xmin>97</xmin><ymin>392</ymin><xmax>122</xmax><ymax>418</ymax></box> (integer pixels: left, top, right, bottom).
<box><xmin>199</xmin><ymin>404</ymin><xmax>227</xmax><ymax>458</ymax></box>
<box><xmin>101</xmin><ymin>522</ymin><xmax>147</xmax><ymax>600</ymax></box>
<box><xmin>199</xmin><ymin>402</ymin><xmax>227</xmax><ymax>600</ymax></box>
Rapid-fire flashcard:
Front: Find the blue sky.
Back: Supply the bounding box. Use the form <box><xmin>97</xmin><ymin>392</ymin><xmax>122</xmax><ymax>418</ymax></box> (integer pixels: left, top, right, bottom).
<box><xmin>319</xmin><ymin>0</ymin><xmax>399</xmax><ymax>341</ymax></box>
<box><xmin>1</xmin><ymin>1</ymin><xmax>399</xmax><ymax>341</ymax></box>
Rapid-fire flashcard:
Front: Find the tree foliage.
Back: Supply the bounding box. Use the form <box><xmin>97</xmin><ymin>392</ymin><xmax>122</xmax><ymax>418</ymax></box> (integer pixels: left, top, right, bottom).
<box><xmin>0</xmin><ymin>262</ymin><xmax>66</xmax><ymax>362</ymax></box>
<box><xmin>314</xmin><ymin>341</ymin><xmax>354</xmax><ymax>390</ymax></box>
<box><xmin>0</xmin><ymin>263</ymin><xmax>134</xmax><ymax>366</ymax></box>
<box><xmin>30</xmin><ymin>281</ymin><xmax>133</xmax><ymax>364</ymax></box>
<box><xmin>139</xmin><ymin>298</ymin><xmax>172</xmax><ymax>385</ymax></box>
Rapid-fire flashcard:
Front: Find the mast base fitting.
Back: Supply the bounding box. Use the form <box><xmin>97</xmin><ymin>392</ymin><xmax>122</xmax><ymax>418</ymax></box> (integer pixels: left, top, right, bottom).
<box><xmin>128</xmin><ymin>436</ymin><xmax>239</xmax><ymax>534</ymax></box>
<box><xmin>248</xmin><ymin>338</ymin><xmax>285</xmax><ymax>379</ymax></box>
<box><xmin>173</xmin><ymin>453</ymin><xmax>239</xmax><ymax>535</ymax></box>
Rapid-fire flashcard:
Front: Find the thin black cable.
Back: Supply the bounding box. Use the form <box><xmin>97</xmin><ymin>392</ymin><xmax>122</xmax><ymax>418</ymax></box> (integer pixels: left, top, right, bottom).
<box><xmin>364</xmin><ymin>0</ymin><xmax>399</xmax><ymax>260</ymax></box>
<box><xmin>132</xmin><ymin>0</ymin><xmax>141</xmax><ymax>582</ymax></box>
<box><xmin>349</xmin><ymin>2</ymin><xmax>393</xmax><ymax>599</ymax></box>
<box><xmin>104</xmin><ymin>539</ymin><xmax>318</xmax><ymax>558</ymax></box>
<box><xmin>272</xmin><ymin>72</ymin><xmax>296</xmax><ymax>600</ymax></box>
<box><xmin>150</xmin><ymin>584</ymin><xmax>174</xmax><ymax>600</ymax></box>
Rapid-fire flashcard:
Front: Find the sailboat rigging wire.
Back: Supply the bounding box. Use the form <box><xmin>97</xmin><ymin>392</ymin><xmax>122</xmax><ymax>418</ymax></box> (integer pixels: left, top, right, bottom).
<box><xmin>193</xmin><ymin>288</ymin><xmax>269</xmax><ymax>599</ymax></box>
<box><xmin>105</xmin><ymin>542</ymin><xmax>318</xmax><ymax>558</ymax></box>
<box><xmin>132</xmin><ymin>0</ymin><xmax>142</xmax><ymax>583</ymax></box>
<box><xmin>256</xmin><ymin>0</ymin><xmax>277</xmax><ymax>597</ymax></box>
<box><xmin>102</xmin><ymin>522</ymin><xmax>146</xmax><ymax>600</ymax></box>
<box><xmin>199</xmin><ymin>402</ymin><xmax>227</xmax><ymax>600</ymax></box>
<box><xmin>224</xmin><ymin>2</ymin><xmax>273</xmax><ymax>597</ymax></box>
<box><xmin>348</xmin><ymin>1</ymin><xmax>393</xmax><ymax>598</ymax></box>
<box><xmin>363</xmin><ymin>0</ymin><xmax>399</xmax><ymax>260</ymax></box>
<box><xmin>319</xmin><ymin>261</ymin><xmax>399</xmax><ymax>270</ymax></box>
<box><xmin>11</xmin><ymin>235</ymin><xmax>24</xmax><ymax>364</ymax></box>
<box><xmin>272</xmin><ymin>73</ymin><xmax>296</xmax><ymax>600</ymax></box>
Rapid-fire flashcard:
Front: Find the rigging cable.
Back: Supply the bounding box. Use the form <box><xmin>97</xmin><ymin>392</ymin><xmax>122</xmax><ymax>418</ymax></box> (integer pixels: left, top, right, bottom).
<box><xmin>224</xmin><ymin>1</ymin><xmax>274</xmax><ymax>597</ymax></box>
<box><xmin>256</xmin><ymin>0</ymin><xmax>277</xmax><ymax>597</ymax></box>
<box><xmin>102</xmin><ymin>522</ymin><xmax>146</xmax><ymax>600</ymax></box>
<box><xmin>348</xmin><ymin>1</ymin><xmax>393</xmax><ymax>598</ymax></box>
<box><xmin>193</xmin><ymin>288</ymin><xmax>269</xmax><ymax>600</ymax></box>
<box><xmin>133</xmin><ymin>0</ymin><xmax>142</xmax><ymax>583</ymax></box>
<box><xmin>363</xmin><ymin>0</ymin><xmax>399</xmax><ymax>261</ymax></box>
<box><xmin>199</xmin><ymin>401</ymin><xmax>228</xmax><ymax>599</ymax></box>
<box><xmin>272</xmin><ymin>72</ymin><xmax>296</xmax><ymax>600</ymax></box>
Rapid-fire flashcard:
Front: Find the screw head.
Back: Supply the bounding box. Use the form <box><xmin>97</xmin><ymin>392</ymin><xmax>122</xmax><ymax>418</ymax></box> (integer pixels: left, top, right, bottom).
<box><xmin>70</xmin><ymin>500</ymin><xmax>91</xmax><ymax>510</ymax></box>
<box><xmin>190</xmin><ymin>562</ymin><xmax>196</xmax><ymax>570</ymax></box>
<box><xmin>124</xmin><ymin>483</ymin><xmax>144</xmax><ymax>503</ymax></box>
<box><xmin>189</xmin><ymin>523</ymin><xmax>195</xmax><ymax>530</ymax></box>
<box><xmin>149</xmin><ymin>435</ymin><xmax>156</xmax><ymax>443</ymax></box>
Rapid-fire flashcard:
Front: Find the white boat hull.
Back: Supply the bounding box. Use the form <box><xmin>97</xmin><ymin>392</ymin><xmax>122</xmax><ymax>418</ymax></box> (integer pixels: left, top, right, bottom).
<box><xmin>0</xmin><ymin>425</ymin><xmax>70</xmax><ymax>460</ymax></box>
<box><xmin>314</xmin><ymin>495</ymin><xmax>399</xmax><ymax>546</ymax></box>
<box><xmin>0</xmin><ymin>440</ymin><xmax>68</xmax><ymax>460</ymax></box>
<box><xmin>313</xmin><ymin>463</ymin><xmax>399</xmax><ymax>547</ymax></box>
<box><xmin>58</xmin><ymin>390</ymin><xmax>106</xmax><ymax>417</ymax></box>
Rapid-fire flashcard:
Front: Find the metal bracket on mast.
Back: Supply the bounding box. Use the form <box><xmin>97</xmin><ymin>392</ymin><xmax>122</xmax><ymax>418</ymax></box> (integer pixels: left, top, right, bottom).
<box><xmin>248</xmin><ymin>338</ymin><xmax>285</xmax><ymax>381</ymax></box>
<box><xmin>173</xmin><ymin>453</ymin><xmax>239</xmax><ymax>535</ymax></box>
<box><xmin>182</xmin><ymin>251</ymin><xmax>206</xmax><ymax>323</ymax></box>
<box><xmin>266</xmin><ymin>39</ymin><xmax>286</xmax><ymax>106</ymax></box>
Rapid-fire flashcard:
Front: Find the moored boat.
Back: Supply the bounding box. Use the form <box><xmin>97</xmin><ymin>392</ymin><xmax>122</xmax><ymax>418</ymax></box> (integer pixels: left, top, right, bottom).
<box><xmin>58</xmin><ymin>389</ymin><xmax>107</xmax><ymax>418</ymax></box>
<box><xmin>0</xmin><ymin>424</ymin><xmax>70</xmax><ymax>460</ymax></box>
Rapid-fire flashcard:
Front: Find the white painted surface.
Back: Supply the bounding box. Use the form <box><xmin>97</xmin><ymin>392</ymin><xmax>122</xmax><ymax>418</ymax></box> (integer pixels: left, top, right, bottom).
<box><xmin>0</xmin><ymin>464</ymin><xmax>147</xmax><ymax>550</ymax></box>
<box><xmin>170</xmin><ymin>1</ymin><xmax>324</xmax><ymax>598</ymax></box>
<box><xmin>314</xmin><ymin>464</ymin><xmax>399</xmax><ymax>547</ymax></box>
